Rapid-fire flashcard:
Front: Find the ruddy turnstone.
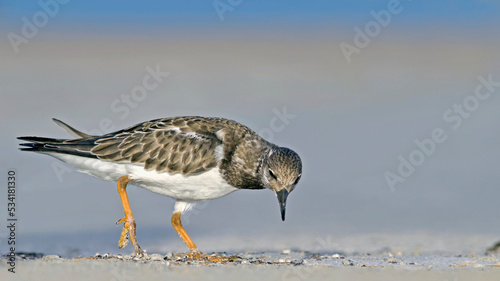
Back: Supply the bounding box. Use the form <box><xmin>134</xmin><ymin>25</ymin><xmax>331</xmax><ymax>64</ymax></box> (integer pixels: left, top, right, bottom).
<box><xmin>18</xmin><ymin>117</ymin><xmax>302</xmax><ymax>257</ymax></box>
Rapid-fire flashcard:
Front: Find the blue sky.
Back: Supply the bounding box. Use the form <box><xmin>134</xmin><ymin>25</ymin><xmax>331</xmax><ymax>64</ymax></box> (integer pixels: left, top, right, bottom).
<box><xmin>1</xmin><ymin>0</ymin><xmax>499</xmax><ymax>28</ymax></box>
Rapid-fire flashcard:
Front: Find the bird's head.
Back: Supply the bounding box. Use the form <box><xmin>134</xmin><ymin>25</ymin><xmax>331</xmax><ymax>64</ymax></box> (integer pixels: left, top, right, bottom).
<box><xmin>261</xmin><ymin>147</ymin><xmax>302</xmax><ymax>221</ymax></box>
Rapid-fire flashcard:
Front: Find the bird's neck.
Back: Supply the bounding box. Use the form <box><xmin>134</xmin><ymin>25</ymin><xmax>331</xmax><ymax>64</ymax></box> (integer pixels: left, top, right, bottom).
<box><xmin>220</xmin><ymin>145</ymin><xmax>272</xmax><ymax>190</ymax></box>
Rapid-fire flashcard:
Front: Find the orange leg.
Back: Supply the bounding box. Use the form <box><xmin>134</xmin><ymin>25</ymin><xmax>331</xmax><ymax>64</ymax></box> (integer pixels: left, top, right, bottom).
<box><xmin>116</xmin><ymin>175</ymin><xmax>143</xmax><ymax>256</ymax></box>
<box><xmin>170</xmin><ymin>211</ymin><xmax>239</xmax><ymax>262</ymax></box>
<box><xmin>171</xmin><ymin>212</ymin><xmax>200</xmax><ymax>256</ymax></box>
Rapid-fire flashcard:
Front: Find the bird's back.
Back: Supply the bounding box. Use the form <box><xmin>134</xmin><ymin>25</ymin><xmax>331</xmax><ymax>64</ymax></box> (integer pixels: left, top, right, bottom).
<box><xmin>18</xmin><ymin>117</ymin><xmax>272</xmax><ymax>185</ymax></box>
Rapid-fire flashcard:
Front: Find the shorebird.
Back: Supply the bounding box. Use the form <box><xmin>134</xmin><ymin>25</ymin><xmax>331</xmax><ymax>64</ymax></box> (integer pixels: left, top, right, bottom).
<box><xmin>18</xmin><ymin>117</ymin><xmax>302</xmax><ymax>258</ymax></box>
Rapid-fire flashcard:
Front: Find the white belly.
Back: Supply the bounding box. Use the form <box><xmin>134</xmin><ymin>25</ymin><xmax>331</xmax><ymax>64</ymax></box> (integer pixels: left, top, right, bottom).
<box><xmin>48</xmin><ymin>153</ymin><xmax>238</xmax><ymax>201</ymax></box>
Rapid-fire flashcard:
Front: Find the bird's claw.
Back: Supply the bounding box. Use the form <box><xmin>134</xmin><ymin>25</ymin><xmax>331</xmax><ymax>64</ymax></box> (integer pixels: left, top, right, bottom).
<box><xmin>116</xmin><ymin>217</ymin><xmax>126</xmax><ymax>225</ymax></box>
<box><xmin>184</xmin><ymin>250</ymin><xmax>237</xmax><ymax>262</ymax></box>
<box><xmin>118</xmin><ymin>226</ymin><xmax>129</xmax><ymax>248</ymax></box>
<box><xmin>186</xmin><ymin>250</ymin><xmax>202</xmax><ymax>259</ymax></box>
<box><xmin>116</xmin><ymin>216</ymin><xmax>143</xmax><ymax>256</ymax></box>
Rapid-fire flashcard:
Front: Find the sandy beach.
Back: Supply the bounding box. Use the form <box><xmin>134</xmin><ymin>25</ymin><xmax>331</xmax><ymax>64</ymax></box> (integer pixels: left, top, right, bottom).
<box><xmin>3</xmin><ymin>232</ymin><xmax>500</xmax><ymax>280</ymax></box>
<box><xmin>2</xmin><ymin>250</ymin><xmax>500</xmax><ymax>281</ymax></box>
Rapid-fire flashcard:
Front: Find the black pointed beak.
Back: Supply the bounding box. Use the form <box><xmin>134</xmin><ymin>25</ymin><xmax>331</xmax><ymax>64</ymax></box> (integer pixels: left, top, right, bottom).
<box><xmin>276</xmin><ymin>189</ymin><xmax>289</xmax><ymax>221</ymax></box>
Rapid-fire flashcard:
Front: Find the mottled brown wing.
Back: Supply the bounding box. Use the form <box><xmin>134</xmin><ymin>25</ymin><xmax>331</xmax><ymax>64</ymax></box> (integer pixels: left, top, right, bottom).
<box><xmin>91</xmin><ymin>118</ymin><xmax>224</xmax><ymax>174</ymax></box>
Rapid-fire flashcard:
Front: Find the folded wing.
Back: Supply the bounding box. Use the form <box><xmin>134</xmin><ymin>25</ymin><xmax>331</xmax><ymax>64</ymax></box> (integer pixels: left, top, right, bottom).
<box><xmin>91</xmin><ymin>118</ymin><xmax>224</xmax><ymax>174</ymax></box>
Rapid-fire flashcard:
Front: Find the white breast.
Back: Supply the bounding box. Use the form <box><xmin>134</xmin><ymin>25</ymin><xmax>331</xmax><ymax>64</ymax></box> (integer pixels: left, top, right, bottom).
<box><xmin>47</xmin><ymin>153</ymin><xmax>238</xmax><ymax>201</ymax></box>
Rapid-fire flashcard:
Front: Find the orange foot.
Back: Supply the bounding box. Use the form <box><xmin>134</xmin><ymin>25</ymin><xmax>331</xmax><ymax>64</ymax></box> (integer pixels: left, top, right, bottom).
<box><xmin>170</xmin><ymin>209</ymin><xmax>240</xmax><ymax>263</ymax></box>
<box><xmin>201</xmin><ymin>253</ymin><xmax>241</xmax><ymax>263</ymax></box>
<box><xmin>116</xmin><ymin>175</ymin><xmax>144</xmax><ymax>257</ymax></box>
<box><xmin>174</xmin><ymin>251</ymin><xmax>241</xmax><ymax>263</ymax></box>
<box><xmin>116</xmin><ymin>216</ymin><xmax>144</xmax><ymax>256</ymax></box>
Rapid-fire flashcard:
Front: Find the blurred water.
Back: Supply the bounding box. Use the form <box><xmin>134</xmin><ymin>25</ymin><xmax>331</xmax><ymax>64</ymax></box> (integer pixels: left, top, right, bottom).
<box><xmin>1</xmin><ymin>26</ymin><xmax>500</xmax><ymax>257</ymax></box>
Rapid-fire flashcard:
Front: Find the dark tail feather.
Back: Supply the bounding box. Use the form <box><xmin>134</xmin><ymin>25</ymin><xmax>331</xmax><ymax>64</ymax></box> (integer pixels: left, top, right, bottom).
<box><xmin>17</xmin><ymin>136</ymin><xmax>64</xmax><ymax>144</ymax></box>
<box><xmin>19</xmin><ymin>142</ymin><xmax>43</xmax><ymax>149</ymax></box>
<box><xmin>17</xmin><ymin>136</ymin><xmax>98</xmax><ymax>158</ymax></box>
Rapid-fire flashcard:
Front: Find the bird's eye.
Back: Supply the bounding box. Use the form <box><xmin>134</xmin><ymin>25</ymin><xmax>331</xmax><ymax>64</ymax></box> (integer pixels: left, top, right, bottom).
<box><xmin>294</xmin><ymin>175</ymin><xmax>301</xmax><ymax>185</ymax></box>
<box><xmin>268</xmin><ymin>169</ymin><xmax>277</xmax><ymax>180</ymax></box>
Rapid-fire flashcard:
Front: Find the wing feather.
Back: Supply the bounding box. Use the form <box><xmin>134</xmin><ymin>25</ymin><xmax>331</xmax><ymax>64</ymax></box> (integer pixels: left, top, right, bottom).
<box><xmin>90</xmin><ymin>117</ymin><xmax>225</xmax><ymax>174</ymax></box>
